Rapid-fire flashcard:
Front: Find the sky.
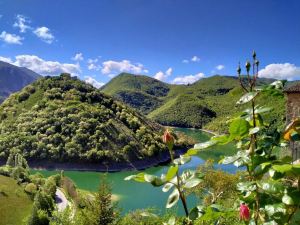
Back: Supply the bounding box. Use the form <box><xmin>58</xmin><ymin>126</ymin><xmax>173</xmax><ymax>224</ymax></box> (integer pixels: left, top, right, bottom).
<box><xmin>0</xmin><ymin>0</ymin><xmax>300</xmax><ymax>87</ymax></box>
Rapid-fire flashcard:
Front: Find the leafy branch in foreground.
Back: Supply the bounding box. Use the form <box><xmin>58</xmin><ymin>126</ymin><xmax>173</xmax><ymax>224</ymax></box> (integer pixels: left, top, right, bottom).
<box><xmin>125</xmin><ymin>130</ymin><xmax>204</xmax><ymax>224</ymax></box>
<box><xmin>192</xmin><ymin>51</ymin><xmax>300</xmax><ymax>224</ymax></box>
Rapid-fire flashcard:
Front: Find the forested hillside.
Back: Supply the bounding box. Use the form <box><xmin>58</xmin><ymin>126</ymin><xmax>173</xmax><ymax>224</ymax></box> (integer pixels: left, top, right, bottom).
<box><xmin>0</xmin><ymin>74</ymin><xmax>168</xmax><ymax>165</ymax></box>
<box><xmin>101</xmin><ymin>73</ymin><xmax>285</xmax><ymax>132</ymax></box>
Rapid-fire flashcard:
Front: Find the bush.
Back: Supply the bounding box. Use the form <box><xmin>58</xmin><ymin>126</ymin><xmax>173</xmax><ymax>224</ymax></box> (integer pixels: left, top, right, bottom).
<box><xmin>18</xmin><ymin>91</ymin><xmax>30</xmax><ymax>102</ymax></box>
<box><xmin>25</xmin><ymin>183</ymin><xmax>37</xmax><ymax>195</ymax></box>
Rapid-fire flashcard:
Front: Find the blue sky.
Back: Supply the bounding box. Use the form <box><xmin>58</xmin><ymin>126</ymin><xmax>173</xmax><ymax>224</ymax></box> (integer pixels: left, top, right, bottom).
<box><xmin>0</xmin><ymin>0</ymin><xmax>300</xmax><ymax>87</ymax></box>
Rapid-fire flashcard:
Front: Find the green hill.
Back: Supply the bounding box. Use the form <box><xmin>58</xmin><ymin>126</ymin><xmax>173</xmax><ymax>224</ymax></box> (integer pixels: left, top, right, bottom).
<box><xmin>0</xmin><ymin>74</ymin><xmax>168</xmax><ymax>168</ymax></box>
<box><xmin>0</xmin><ymin>175</ymin><xmax>33</xmax><ymax>225</ymax></box>
<box><xmin>101</xmin><ymin>73</ymin><xmax>285</xmax><ymax>132</ymax></box>
<box><xmin>0</xmin><ymin>61</ymin><xmax>41</xmax><ymax>103</ymax></box>
<box><xmin>101</xmin><ymin>73</ymin><xmax>170</xmax><ymax>114</ymax></box>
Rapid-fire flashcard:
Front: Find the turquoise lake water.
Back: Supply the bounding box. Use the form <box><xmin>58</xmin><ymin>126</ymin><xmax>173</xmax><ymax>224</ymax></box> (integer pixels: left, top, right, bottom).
<box><xmin>32</xmin><ymin>128</ymin><xmax>238</xmax><ymax>214</ymax></box>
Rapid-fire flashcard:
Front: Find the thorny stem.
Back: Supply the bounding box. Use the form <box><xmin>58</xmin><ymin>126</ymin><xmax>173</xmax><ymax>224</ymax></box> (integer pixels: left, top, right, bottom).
<box><xmin>241</xmin><ymin>57</ymin><xmax>260</xmax><ymax>224</ymax></box>
<box><xmin>168</xmin><ymin>146</ymin><xmax>189</xmax><ymax>217</ymax></box>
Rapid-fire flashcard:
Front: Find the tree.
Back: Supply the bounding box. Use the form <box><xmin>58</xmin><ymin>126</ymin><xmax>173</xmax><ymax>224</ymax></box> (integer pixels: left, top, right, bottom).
<box><xmin>77</xmin><ymin>176</ymin><xmax>118</xmax><ymax>225</ymax></box>
<box><xmin>96</xmin><ymin>175</ymin><xmax>118</xmax><ymax>225</ymax></box>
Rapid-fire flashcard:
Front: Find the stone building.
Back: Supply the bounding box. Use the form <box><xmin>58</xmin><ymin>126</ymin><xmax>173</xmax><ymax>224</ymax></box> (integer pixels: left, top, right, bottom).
<box><xmin>284</xmin><ymin>82</ymin><xmax>300</xmax><ymax>160</ymax></box>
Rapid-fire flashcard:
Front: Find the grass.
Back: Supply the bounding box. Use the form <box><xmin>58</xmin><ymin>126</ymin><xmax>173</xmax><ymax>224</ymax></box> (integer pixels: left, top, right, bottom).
<box><xmin>0</xmin><ymin>175</ymin><xmax>33</xmax><ymax>225</ymax></box>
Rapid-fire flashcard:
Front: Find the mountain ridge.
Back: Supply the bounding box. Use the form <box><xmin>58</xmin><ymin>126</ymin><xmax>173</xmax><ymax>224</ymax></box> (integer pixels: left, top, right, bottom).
<box><xmin>101</xmin><ymin>73</ymin><xmax>285</xmax><ymax>131</ymax></box>
<box><xmin>0</xmin><ymin>61</ymin><xmax>41</xmax><ymax>102</ymax></box>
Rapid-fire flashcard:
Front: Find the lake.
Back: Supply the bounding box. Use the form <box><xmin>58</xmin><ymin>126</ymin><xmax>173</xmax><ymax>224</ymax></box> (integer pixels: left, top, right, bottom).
<box><xmin>32</xmin><ymin>128</ymin><xmax>238</xmax><ymax>214</ymax></box>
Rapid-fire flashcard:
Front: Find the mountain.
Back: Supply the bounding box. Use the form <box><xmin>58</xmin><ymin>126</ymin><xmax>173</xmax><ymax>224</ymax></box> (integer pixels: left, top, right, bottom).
<box><xmin>0</xmin><ymin>61</ymin><xmax>41</xmax><ymax>102</ymax></box>
<box><xmin>0</xmin><ymin>74</ymin><xmax>170</xmax><ymax>170</ymax></box>
<box><xmin>101</xmin><ymin>73</ymin><xmax>170</xmax><ymax>114</ymax></box>
<box><xmin>101</xmin><ymin>73</ymin><xmax>285</xmax><ymax>132</ymax></box>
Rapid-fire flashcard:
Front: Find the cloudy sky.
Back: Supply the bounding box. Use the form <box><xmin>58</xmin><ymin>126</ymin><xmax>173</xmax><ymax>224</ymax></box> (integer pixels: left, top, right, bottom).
<box><xmin>0</xmin><ymin>0</ymin><xmax>300</xmax><ymax>87</ymax></box>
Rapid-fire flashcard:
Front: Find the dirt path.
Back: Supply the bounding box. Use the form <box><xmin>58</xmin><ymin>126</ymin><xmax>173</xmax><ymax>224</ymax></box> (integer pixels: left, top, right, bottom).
<box><xmin>55</xmin><ymin>189</ymin><xmax>68</xmax><ymax>212</ymax></box>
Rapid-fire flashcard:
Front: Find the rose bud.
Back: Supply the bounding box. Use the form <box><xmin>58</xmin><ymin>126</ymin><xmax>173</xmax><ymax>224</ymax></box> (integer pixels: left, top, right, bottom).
<box><xmin>239</xmin><ymin>203</ymin><xmax>250</xmax><ymax>221</ymax></box>
<box><xmin>245</xmin><ymin>61</ymin><xmax>251</xmax><ymax>73</ymax></box>
<box><xmin>163</xmin><ymin>129</ymin><xmax>174</xmax><ymax>149</ymax></box>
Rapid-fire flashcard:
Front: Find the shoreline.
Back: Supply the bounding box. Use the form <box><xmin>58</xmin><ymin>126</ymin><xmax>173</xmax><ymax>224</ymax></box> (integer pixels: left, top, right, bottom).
<box><xmin>167</xmin><ymin>125</ymin><xmax>218</xmax><ymax>136</ymax></box>
<box><xmin>0</xmin><ymin>148</ymin><xmax>187</xmax><ymax>173</ymax></box>
<box><xmin>0</xmin><ymin>129</ymin><xmax>215</xmax><ymax>173</ymax></box>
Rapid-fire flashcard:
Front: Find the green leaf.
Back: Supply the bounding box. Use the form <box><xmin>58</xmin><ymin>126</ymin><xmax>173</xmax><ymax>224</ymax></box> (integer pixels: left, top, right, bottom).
<box><xmin>237</xmin><ymin>181</ymin><xmax>256</xmax><ymax>192</ymax></box>
<box><xmin>270</xmin><ymin>80</ymin><xmax>284</xmax><ymax>89</ymax></box>
<box><xmin>185</xmin><ymin>148</ymin><xmax>198</xmax><ymax>156</ymax></box>
<box><xmin>229</xmin><ymin>118</ymin><xmax>250</xmax><ymax>140</ymax></box>
<box><xmin>124</xmin><ymin>173</ymin><xmax>145</xmax><ymax>182</ymax></box>
<box><xmin>194</xmin><ymin>140</ymin><xmax>217</xmax><ymax>150</ymax></box>
<box><xmin>166</xmin><ymin>165</ymin><xmax>178</xmax><ymax>181</ymax></box>
<box><xmin>264</xmin><ymin>203</ymin><xmax>286</xmax><ymax>217</ymax></box>
<box><xmin>184</xmin><ymin>178</ymin><xmax>202</xmax><ymax>189</ymax></box>
<box><xmin>150</xmin><ymin>177</ymin><xmax>165</xmax><ymax>187</ymax></box>
<box><xmin>173</xmin><ymin>155</ymin><xmax>191</xmax><ymax>165</ymax></box>
<box><xmin>249</xmin><ymin>127</ymin><xmax>260</xmax><ymax>135</ymax></box>
<box><xmin>144</xmin><ymin>174</ymin><xmax>157</xmax><ymax>182</ymax></box>
<box><xmin>220</xmin><ymin>150</ymin><xmax>249</xmax><ymax>166</ymax></box>
<box><xmin>282</xmin><ymin>193</ymin><xmax>294</xmax><ymax>205</ymax></box>
<box><xmin>180</xmin><ymin>170</ymin><xmax>196</xmax><ymax>182</ymax></box>
<box><xmin>162</xmin><ymin>183</ymin><xmax>174</xmax><ymax>192</ymax></box>
<box><xmin>166</xmin><ymin>189</ymin><xmax>179</xmax><ymax>208</ymax></box>
<box><xmin>140</xmin><ymin>211</ymin><xmax>158</xmax><ymax>218</ymax></box>
<box><xmin>257</xmin><ymin>180</ymin><xmax>284</xmax><ymax>194</ymax></box>
<box><xmin>211</xmin><ymin>135</ymin><xmax>230</xmax><ymax>144</ymax></box>
<box><xmin>189</xmin><ymin>206</ymin><xmax>205</xmax><ymax>221</ymax></box>
<box><xmin>236</xmin><ymin>92</ymin><xmax>259</xmax><ymax>105</ymax></box>
<box><xmin>255</xmin><ymin>106</ymin><xmax>272</xmax><ymax>114</ymax></box>
<box><xmin>272</xmin><ymin>164</ymin><xmax>293</xmax><ymax>174</ymax></box>
<box><xmin>163</xmin><ymin>216</ymin><xmax>176</xmax><ymax>225</ymax></box>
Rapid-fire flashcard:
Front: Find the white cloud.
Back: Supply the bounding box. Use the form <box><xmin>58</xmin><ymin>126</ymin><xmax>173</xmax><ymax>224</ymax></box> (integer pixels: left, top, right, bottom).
<box><xmin>0</xmin><ymin>31</ymin><xmax>23</xmax><ymax>44</ymax></box>
<box><xmin>13</xmin><ymin>15</ymin><xmax>31</xmax><ymax>33</ymax></box>
<box><xmin>154</xmin><ymin>67</ymin><xmax>173</xmax><ymax>81</ymax></box>
<box><xmin>259</xmin><ymin>63</ymin><xmax>300</xmax><ymax>81</ymax></box>
<box><xmin>172</xmin><ymin>72</ymin><xmax>205</xmax><ymax>85</ymax></box>
<box><xmin>72</xmin><ymin>53</ymin><xmax>84</xmax><ymax>61</ymax></box>
<box><xmin>84</xmin><ymin>76</ymin><xmax>105</xmax><ymax>88</ymax></box>
<box><xmin>216</xmin><ymin>64</ymin><xmax>225</xmax><ymax>70</ymax></box>
<box><xmin>33</xmin><ymin>27</ymin><xmax>54</xmax><ymax>44</ymax></box>
<box><xmin>101</xmin><ymin>60</ymin><xmax>148</xmax><ymax>75</ymax></box>
<box><xmin>182</xmin><ymin>56</ymin><xmax>200</xmax><ymax>63</ymax></box>
<box><xmin>191</xmin><ymin>56</ymin><xmax>200</xmax><ymax>62</ymax></box>
<box><xmin>87</xmin><ymin>58</ymin><xmax>101</xmax><ymax>71</ymax></box>
<box><xmin>0</xmin><ymin>56</ymin><xmax>13</xmax><ymax>63</ymax></box>
<box><xmin>5</xmin><ymin>55</ymin><xmax>81</xmax><ymax>76</ymax></box>
<box><xmin>166</xmin><ymin>67</ymin><xmax>173</xmax><ymax>76</ymax></box>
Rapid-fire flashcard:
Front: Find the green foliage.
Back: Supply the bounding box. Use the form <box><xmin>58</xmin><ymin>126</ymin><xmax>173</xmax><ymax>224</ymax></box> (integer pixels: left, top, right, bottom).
<box><xmin>102</xmin><ymin>72</ymin><xmax>284</xmax><ymax>131</ymax></box>
<box><xmin>0</xmin><ymin>74</ymin><xmax>167</xmax><ymax>163</ymax></box>
<box><xmin>27</xmin><ymin>190</ymin><xmax>55</xmax><ymax>225</ymax></box>
<box><xmin>70</xmin><ymin>176</ymin><xmax>119</xmax><ymax>225</ymax></box>
<box><xmin>119</xmin><ymin>209</ymin><xmax>174</xmax><ymax>225</ymax></box>
<box><xmin>25</xmin><ymin>183</ymin><xmax>38</xmax><ymax>195</ymax></box>
<box><xmin>192</xmin><ymin>53</ymin><xmax>300</xmax><ymax>224</ymax></box>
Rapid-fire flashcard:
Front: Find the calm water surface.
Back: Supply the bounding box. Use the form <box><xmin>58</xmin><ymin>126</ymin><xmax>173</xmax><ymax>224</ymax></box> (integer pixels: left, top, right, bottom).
<box><xmin>32</xmin><ymin>128</ymin><xmax>238</xmax><ymax>214</ymax></box>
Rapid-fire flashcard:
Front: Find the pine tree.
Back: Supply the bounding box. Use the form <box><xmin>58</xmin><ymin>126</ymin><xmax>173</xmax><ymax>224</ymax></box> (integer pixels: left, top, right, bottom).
<box><xmin>96</xmin><ymin>176</ymin><xmax>118</xmax><ymax>225</ymax></box>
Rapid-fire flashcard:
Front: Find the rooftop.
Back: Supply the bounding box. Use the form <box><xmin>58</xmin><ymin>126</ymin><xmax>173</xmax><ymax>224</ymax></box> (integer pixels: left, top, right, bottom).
<box><xmin>284</xmin><ymin>82</ymin><xmax>300</xmax><ymax>93</ymax></box>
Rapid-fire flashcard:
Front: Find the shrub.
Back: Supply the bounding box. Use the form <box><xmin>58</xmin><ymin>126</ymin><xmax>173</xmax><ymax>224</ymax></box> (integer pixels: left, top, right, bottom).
<box><xmin>25</xmin><ymin>183</ymin><xmax>37</xmax><ymax>196</ymax></box>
